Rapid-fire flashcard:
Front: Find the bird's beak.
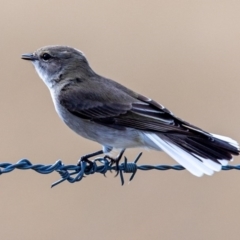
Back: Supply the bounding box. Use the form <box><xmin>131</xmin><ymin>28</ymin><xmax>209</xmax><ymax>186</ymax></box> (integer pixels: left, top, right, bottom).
<box><xmin>21</xmin><ymin>53</ymin><xmax>37</xmax><ymax>61</ymax></box>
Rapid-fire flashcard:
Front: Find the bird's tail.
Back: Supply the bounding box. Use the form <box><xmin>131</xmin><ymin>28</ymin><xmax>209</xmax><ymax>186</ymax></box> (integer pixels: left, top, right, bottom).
<box><xmin>145</xmin><ymin>132</ymin><xmax>239</xmax><ymax>176</ymax></box>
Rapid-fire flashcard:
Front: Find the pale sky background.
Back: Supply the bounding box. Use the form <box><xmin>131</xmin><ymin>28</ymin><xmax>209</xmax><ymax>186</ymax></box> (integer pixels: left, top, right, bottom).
<box><xmin>0</xmin><ymin>1</ymin><xmax>240</xmax><ymax>239</ymax></box>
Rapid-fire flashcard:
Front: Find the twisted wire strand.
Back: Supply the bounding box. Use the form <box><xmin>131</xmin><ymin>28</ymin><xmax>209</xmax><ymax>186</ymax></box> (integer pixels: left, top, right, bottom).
<box><xmin>0</xmin><ymin>153</ymin><xmax>239</xmax><ymax>187</ymax></box>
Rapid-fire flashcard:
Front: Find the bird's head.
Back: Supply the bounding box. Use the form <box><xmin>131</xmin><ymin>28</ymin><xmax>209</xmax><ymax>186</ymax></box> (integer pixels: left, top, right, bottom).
<box><xmin>22</xmin><ymin>45</ymin><xmax>93</xmax><ymax>88</ymax></box>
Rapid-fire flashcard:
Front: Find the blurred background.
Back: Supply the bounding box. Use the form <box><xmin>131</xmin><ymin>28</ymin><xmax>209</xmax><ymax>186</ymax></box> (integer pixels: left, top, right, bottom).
<box><xmin>0</xmin><ymin>0</ymin><xmax>240</xmax><ymax>239</ymax></box>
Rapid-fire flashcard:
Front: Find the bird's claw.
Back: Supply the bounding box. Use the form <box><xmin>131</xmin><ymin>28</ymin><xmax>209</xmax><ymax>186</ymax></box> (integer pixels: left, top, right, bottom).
<box><xmin>77</xmin><ymin>156</ymin><xmax>94</xmax><ymax>170</ymax></box>
<box><xmin>104</xmin><ymin>149</ymin><xmax>125</xmax><ymax>176</ymax></box>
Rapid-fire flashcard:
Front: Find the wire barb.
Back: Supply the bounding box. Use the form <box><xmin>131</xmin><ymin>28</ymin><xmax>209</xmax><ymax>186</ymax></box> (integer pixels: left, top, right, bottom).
<box><xmin>0</xmin><ymin>154</ymin><xmax>239</xmax><ymax>187</ymax></box>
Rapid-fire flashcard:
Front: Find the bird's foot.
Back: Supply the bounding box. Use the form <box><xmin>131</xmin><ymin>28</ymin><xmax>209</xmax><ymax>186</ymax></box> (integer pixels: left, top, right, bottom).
<box><xmin>78</xmin><ymin>150</ymin><xmax>104</xmax><ymax>169</ymax></box>
<box><xmin>104</xmin><ymin>149</ymin><xmax>125</xmax><ymax>176</ymax></box>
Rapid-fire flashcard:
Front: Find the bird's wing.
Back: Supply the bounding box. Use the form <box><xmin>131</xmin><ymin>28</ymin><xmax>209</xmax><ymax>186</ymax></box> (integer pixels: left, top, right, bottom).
<box><xmin>59</xmin><ymin>79</ymin><xmax>132</xmax><ymax>122</ymax></box>
<box><xmin>58</xmin><ymin>78</ymin><xmax>208</xmax><ymax>135</ymax></box>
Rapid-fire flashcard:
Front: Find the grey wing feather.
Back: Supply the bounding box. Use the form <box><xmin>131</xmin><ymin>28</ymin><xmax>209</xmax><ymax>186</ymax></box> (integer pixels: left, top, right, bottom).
<box><xmin>59</xmin><ymin>79</ymin><xmax>133</xmax><ymax>119</ymax></box>
<box><xmin>59</xmin><ymin>78</ymin><xmax>210</xmax><ymax>136</ymax></box>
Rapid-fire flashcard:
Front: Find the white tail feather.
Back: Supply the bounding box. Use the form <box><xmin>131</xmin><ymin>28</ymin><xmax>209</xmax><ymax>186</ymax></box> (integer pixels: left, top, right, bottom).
<box><xmin>192</xmin><ymin>154</ymin><xmax>221</xmax><ymax>171</ymax></box>
<box><xmin>145</xmin><ymin>133</ymin><xmax>231</xmax><ymax>176</ymax></box>
<box><xmin>218</xmin><ymin>159</ymin><xmax>228</xmax><ymax>166</ymax></box>
<box><xmin>168</xmin><ymin>143</ymin><xmax>214</xmax><ymax>176</ymax></box>
<box><xmin>146</xmin><ymin>134</ymin><xmax>205</xmax><ymax>176</ymax></box>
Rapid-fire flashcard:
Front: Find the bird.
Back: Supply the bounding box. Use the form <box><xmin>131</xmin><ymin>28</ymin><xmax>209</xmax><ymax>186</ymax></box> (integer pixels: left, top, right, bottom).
<box><xmin>21</xmin><ymin>45</ymin><xmax>239</xmax><ymax>177</ymax></box>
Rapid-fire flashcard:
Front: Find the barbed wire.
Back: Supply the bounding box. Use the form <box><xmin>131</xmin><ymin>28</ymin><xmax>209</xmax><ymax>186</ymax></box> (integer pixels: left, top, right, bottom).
<box><xmin>0</xmin><ymin>152</ymin><xmax>239</xmax><ymax>187</ymax></box>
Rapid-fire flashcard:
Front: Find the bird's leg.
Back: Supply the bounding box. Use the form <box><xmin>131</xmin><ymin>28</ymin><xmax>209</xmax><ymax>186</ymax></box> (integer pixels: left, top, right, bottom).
<box><xmin>104</xmin><ymin>149</ymin><xmax>126</xmax><ymax>171</ymax></box>
<box><xmin>78</xmin><ymin>150</ymin><xmax>104</xmax><ymax>168</ymax></box>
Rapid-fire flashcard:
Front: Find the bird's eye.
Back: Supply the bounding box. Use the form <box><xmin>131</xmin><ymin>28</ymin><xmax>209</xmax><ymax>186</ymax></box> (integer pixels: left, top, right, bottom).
<box><xmin>41</xmin><ymin>53</ymin><xmax>52</xmax><ymax>61</ymax></box>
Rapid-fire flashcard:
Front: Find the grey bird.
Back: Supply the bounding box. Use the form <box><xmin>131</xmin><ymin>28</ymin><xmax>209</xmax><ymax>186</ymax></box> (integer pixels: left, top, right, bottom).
<box><xmin>22</xmin><ymin>45</ymin><xmax>239</xmax><ymax>177</ymax></box>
